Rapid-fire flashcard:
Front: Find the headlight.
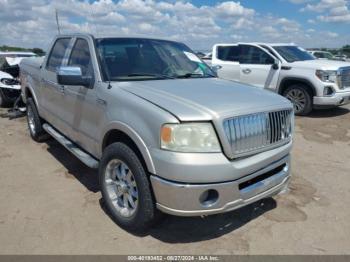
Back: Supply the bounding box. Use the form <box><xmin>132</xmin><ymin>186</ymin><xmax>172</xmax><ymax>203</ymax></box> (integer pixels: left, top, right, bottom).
<box><xmin>316</xmin><ymin>70</ymin><xmax>337</xmax><ymax>83</ymax></box>
<box><xmin>160</xmin><ymin>123</ymin><xmax>221</xmax><ymax>153</ymax></box>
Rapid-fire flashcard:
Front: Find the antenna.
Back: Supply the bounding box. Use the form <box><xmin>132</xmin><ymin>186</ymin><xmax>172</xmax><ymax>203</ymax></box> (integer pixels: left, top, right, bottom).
<box><xmin>55</xmin><ymin>8</ymin><xmax>61</xmax><ymax>34</ymax></box>
<box><xmin>87</xmin><ymin>4</ymin><xmax>98</xmax><ymax>35</ymax></box>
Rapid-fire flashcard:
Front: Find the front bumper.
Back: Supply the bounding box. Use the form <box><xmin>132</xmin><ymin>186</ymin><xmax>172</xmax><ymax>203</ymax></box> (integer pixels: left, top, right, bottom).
<box><xmin>150</xmin><ymin>155</ymin><xmax>290</xmax><ymax>216</ymax></box>
<box><xmin>313</xmin><ymin>90</ymin><xmax>350</xmax><ymax>106</ymax></box>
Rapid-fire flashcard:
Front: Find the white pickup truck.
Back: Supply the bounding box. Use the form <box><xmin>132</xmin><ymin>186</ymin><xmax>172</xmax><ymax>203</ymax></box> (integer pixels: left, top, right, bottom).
<box><xmin>211</xmin><ymin>43</ymin><xmax>350</xmax><ymax>115</ymax></box>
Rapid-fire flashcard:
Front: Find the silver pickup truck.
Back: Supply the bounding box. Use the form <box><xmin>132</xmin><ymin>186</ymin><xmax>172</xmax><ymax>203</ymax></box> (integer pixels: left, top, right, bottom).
<box><xmin>20</xmin><ymin>34</ymin><xmax>294</xmax><ymax>232</ymax></box>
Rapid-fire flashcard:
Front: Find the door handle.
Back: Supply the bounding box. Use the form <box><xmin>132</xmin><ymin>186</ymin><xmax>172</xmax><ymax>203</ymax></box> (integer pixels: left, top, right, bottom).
<box><xmin>242</xmin><ymin>68</ymin><xmax>252</xmax><ymax>74</ymax></box>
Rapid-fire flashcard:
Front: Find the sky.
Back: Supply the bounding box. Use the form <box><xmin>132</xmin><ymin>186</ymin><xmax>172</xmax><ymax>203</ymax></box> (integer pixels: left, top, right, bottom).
<box><xmin>0</xmin><ymin>0</ymin><xmax>349</xmax><ymax>51</ymax></box>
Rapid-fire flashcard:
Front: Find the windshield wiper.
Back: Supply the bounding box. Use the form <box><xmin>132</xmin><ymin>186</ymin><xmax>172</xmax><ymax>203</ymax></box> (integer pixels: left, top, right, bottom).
<box><xmin>127</xmin><ymin>73</ymin><xmax>175</xmax><ymax>79</ymax></box>
<box><xmin>176</xmin><ymin>73</ymin><xmax>214</xmax><ymax>78</ymax></box>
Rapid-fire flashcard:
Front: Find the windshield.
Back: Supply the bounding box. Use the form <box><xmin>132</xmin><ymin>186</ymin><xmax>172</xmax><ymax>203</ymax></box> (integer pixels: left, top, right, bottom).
<box><xmin>96</xmin><ymin>38</ymin><xmax>215</xmax><ymax>81</ymax></box>
<box><xmin>272</xmin><ymin>46</ymin><xmax>315</xmax><ymax>62</ymax></box>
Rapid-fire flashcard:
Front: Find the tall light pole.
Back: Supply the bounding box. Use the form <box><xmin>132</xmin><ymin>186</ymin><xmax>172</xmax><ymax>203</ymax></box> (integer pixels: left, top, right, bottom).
<box><xmin>55</xmin><ymin>8</ymin><xmax>61</xmax><ymax>35</ymax></box>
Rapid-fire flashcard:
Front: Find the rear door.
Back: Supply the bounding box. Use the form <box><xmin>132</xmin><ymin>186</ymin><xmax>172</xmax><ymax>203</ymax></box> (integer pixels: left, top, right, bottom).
<box><xmin>41</xmin><ymin>37</ymin><xmax>72</xmax><ymax>133</ymax></box>
<box><xmin>238</xmin><ymin>44</ymin><xmax>280</xmax><ymax>90</ymax></box>
<box><xmin>212</xmin><ymin>45</ymin><xmax>240</xmax><ymax>82</ymax></box>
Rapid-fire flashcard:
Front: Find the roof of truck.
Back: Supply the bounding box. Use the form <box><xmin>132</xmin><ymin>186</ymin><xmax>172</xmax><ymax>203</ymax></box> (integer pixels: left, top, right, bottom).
<box><xmin>54</xmin><ymin>33</ymin><xmax>175</xmax><ymax>42</ymax></box>
<box><xmin>213</xmin><ymin>42</ymin><xmax>296</xmax><ymax>46</ymax></box>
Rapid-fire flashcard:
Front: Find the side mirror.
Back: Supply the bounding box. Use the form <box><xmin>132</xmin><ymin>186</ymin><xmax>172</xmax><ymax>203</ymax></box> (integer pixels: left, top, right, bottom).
<box><xmin>272</xmin><ymin>59</ymin><xmax>280</xmax><ymax>70</ymax></box>
<box><xmin>211</xmin><ymin>65</ymin><xmax>222</xmax><ymax>74</ymax></box>
<box><xmin>57</xmin><ymin>66</ymin><xmax>93</xmax><ymax>87</ymax></box>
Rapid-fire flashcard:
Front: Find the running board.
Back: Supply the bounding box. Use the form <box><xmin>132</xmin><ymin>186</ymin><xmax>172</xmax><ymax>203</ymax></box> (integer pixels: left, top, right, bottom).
<box><xmin>42</xmin><ymin>123</ymin><xmax>99</xmax><ymax>169</ymax></box>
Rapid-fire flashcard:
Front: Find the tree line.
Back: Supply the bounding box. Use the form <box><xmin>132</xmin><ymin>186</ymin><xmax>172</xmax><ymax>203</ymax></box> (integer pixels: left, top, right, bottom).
<box><xmin>0</xmin><ymin>45</ymin><xmax>46</xmax><ymax>56</ymax></box>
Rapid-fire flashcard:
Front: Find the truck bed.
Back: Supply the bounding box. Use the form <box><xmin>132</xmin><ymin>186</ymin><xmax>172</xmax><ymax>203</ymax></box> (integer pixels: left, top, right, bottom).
<box><xmin>20</xmin><ymin>57</ymin><xmax>44</xmax><ymax>78</ymax></box>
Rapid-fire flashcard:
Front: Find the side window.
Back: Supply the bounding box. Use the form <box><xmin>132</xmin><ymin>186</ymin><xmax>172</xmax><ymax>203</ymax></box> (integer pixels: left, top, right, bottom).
<box><xmin>46</xmin><ymin>38</ymin><xmax>71</xmax><ymax>71</ymax></box>
<box><xmin>239</xmin><ymin>45</ymin><xmax>275</xmax><ymax>65</ymax></box>
<box><xmin>217</xmin><ymin>46</ymin><xmax>239</xmax><ymax>62</ymax></box>
<box><xmin>68</xmin><ymin>39</ymin><xmax>93</xmax><ymax>76</ymax></box>
<box><xmin>314</xmin><ymin>52</ymin><xmax>322</xmax><ymax>58</ymax></box>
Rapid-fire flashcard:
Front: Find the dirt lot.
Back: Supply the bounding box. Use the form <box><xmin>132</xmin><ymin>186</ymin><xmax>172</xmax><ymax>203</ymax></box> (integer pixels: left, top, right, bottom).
<box><xmin>0</xmin><ymin>105</ymin><xmax>350</xmax><ymax>255</ymax></box>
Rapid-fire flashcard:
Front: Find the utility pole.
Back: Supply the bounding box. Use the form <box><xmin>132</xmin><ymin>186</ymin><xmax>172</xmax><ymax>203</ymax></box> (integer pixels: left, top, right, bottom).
<box><xmin>55</xmin><ymin>8</ymin><xmax>61</xmax><ymax>35</ymax></box>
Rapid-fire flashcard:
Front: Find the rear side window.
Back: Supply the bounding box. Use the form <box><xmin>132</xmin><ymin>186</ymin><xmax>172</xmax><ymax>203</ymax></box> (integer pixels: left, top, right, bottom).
<box><xmin>217</xmin><ymin>46</ymin><xmax>239</xmax><ymax>62</ymax></box>
<box><xmin>314</xmin><ymin>52</ymin><xmax>322</xmax><ymax>58</ymax></box>
<box><xmin>239</xmin><ymin>45</ymin><xmax>274</xmax><ymax>65</ymax></box>
<box><xmin>46</xmin><ymin>38</ymin><xmax>71</xmax><ymax>71</ymax></box>
<box><xmin>68</xmin><ymin>39</ymin><xmax>93</xmax><ymax>76</ymax></box>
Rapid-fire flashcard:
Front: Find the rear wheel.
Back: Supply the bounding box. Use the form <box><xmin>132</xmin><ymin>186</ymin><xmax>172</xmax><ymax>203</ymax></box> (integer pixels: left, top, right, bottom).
<box><xmin>283</xmin><ymin>84</ymin><xmax>312</xmax><ymax>116</ymax></box>
<box><xmin>26</xmin><ymin>98</ymin><xmax>49</xmax><ymax>142</ymax></box>
<box><xmin>99</xmin><ymin>142</ymin><xmax>161</xmax><ymax>232</ymax></box>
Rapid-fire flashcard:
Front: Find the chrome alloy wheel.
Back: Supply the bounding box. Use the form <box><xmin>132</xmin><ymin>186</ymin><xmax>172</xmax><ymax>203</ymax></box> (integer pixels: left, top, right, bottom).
<box><xmin>285</xmin><ymin>88</ymin><xmax>306</xmax><ymax>113</ymax></box>
<box><xmin>27</xmin><ymin>106</ymin><xmax>36</xmax><ymax>135</ymax></box>
<box><xmin>104</xmin><ymin>159</ymin><xmax>139</xmax><ymax>218</ymax></box>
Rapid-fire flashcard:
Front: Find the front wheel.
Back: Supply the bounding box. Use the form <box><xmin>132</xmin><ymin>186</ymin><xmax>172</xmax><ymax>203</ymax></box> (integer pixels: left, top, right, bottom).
<box><xmin>283</xmin><ymin>85</ymin><xmax>312</xmax><ymax>116</ymax></box>
<box><xmin>99</xmin><ymin>142</ymin><xmax>161</xmax><ymax>232</ymax></box>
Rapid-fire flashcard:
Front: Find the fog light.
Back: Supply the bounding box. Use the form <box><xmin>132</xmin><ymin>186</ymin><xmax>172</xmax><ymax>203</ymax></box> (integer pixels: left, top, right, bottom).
<box><xmin>323</xmin><ymin>86</ymin><xmax>335</xmax><ymax>96</ymax></box>
<box><xmin>199</xmin><ymin>189</ymin><xmax>219</xmax><ymax>207</ymax></box>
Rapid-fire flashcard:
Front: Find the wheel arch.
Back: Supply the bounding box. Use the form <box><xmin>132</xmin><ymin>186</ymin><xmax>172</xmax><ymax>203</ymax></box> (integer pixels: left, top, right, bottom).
<box><xmin>24</xmin><ymin>85</ymin><xmax>39</xmax><ymax>108</ymax></box>
<box><xmin>278</xmin><ymin>77</ymin><xmax>317</xmax><ymax>97</ymax></box>
<box><xmin>101</xmin><ymin>122</ymin><xmax>156</xmax><ymax>175</ymax></box>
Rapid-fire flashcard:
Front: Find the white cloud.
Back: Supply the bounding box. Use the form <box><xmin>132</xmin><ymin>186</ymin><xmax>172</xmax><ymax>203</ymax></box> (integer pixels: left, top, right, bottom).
<box><xmin>0</xmin><ymin>0</ymin><xmax>348</xmax><ymax>50</ymax></box>
<box><xmin>289</xmin><ymin>0</ymin><xmax>314</xmax><ymax>4</ymax></box>
<box><xmin>301</xmin><ymin>0</ymin><xmax>350</xmax><ymax>22</ymax></box>
<box><xmin>215</xmin><ymin>1</ymin><xmax>255</xmax><ymax>17</ymax></box>
<box><xmin>325</xmin><ymin>31</ymin><xmax>339</xmax><ymax>38</ymax></box>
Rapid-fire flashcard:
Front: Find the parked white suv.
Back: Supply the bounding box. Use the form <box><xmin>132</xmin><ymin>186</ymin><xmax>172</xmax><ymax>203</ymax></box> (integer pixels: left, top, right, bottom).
<box><xmin>308</xmin><ymin>50</ymin><xmax>335</xmax><ymax>60</ymax></box>
<box><xmin>211</xmin><ymin>43</ymin><xmax>350</xmax><ymax>115</ymax></box>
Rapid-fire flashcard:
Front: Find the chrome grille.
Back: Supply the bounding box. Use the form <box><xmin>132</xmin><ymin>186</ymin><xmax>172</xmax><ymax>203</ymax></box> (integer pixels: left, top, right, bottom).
<box><xmin>339</xmin><ymin>67</ymin><xmax>350</xmax><ymax>89</ymax></box>
<box><xmin>223</xmin><ymin>109</ymin><xmax>293</xmax><ymax>158</ymax></box>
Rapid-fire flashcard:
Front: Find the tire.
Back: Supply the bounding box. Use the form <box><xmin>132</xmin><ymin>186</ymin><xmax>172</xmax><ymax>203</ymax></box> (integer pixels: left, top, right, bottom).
<box><xmin>283</xmin><ymin>84</ymin><xmax>313</xmax><ymax>116</ymax></box>
<box><xmin>99</xmin><ymin>142</ymin><xmax>161</xmax><ymax>232</ymax></box>
<box><xmin>26</xmin><ymin>98</ymin><xmax>49</xmax><ymax>142</ymax></box>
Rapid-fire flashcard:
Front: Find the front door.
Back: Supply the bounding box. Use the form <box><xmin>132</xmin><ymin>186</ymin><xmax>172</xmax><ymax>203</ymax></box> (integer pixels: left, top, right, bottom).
<box><xmin>63</xmin><ymin>38</ymin><xmax>101</xmax><ymax>155</ymax></box>
<box><xmin>239</xmin><ymin>44</ymin><xmax>281</xmax><ymax>91</ymax></box>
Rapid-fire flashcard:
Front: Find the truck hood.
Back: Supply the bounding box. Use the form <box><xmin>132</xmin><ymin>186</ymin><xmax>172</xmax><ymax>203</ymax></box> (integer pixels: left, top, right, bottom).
<box><xmin>117</xmin><ymin>78</ymin><xmax>291</xmax><ymax>121</ymax></box>
<box><xmin>289</xmin><ymin>59</ymin><xmax>350</xmax><ymax>70</ymax></box>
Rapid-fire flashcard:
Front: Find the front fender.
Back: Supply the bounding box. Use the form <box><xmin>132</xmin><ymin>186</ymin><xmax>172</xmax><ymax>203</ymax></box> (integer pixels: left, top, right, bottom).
<box><xmin>22</xmin><ymin>74</ymin><xmax>40</xmax><ymax>107</ymax></box>
<box><xmin>100</xmin><ymin>121</ymin><xmax>156</xmax><ymax>174</ymax></box>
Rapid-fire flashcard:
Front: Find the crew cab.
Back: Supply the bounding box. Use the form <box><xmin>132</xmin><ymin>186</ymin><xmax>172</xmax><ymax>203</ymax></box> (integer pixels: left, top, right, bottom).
<box><xmin>211</xmin><ymin>43</ymin><xmax>350</xmax><ymax>115</ymax></box>
<box><xmin>20</xmin><ymin>34</ymin><xmax>293</xmax><ymax>231</ymax></box>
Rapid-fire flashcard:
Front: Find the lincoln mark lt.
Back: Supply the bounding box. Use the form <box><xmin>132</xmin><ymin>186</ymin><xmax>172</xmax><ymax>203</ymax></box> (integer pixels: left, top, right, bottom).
<box><xmin>20</xmin><ymin>34</ymin><xmax>294</xmax><ymax>231</ymax></box>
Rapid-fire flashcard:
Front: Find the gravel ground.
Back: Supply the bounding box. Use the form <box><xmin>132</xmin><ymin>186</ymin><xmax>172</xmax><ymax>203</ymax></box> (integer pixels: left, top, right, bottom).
<box><xmin>0</xmin><ymin>105</ymin><xmax>349</xmax><ymax>255</ymax></box>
